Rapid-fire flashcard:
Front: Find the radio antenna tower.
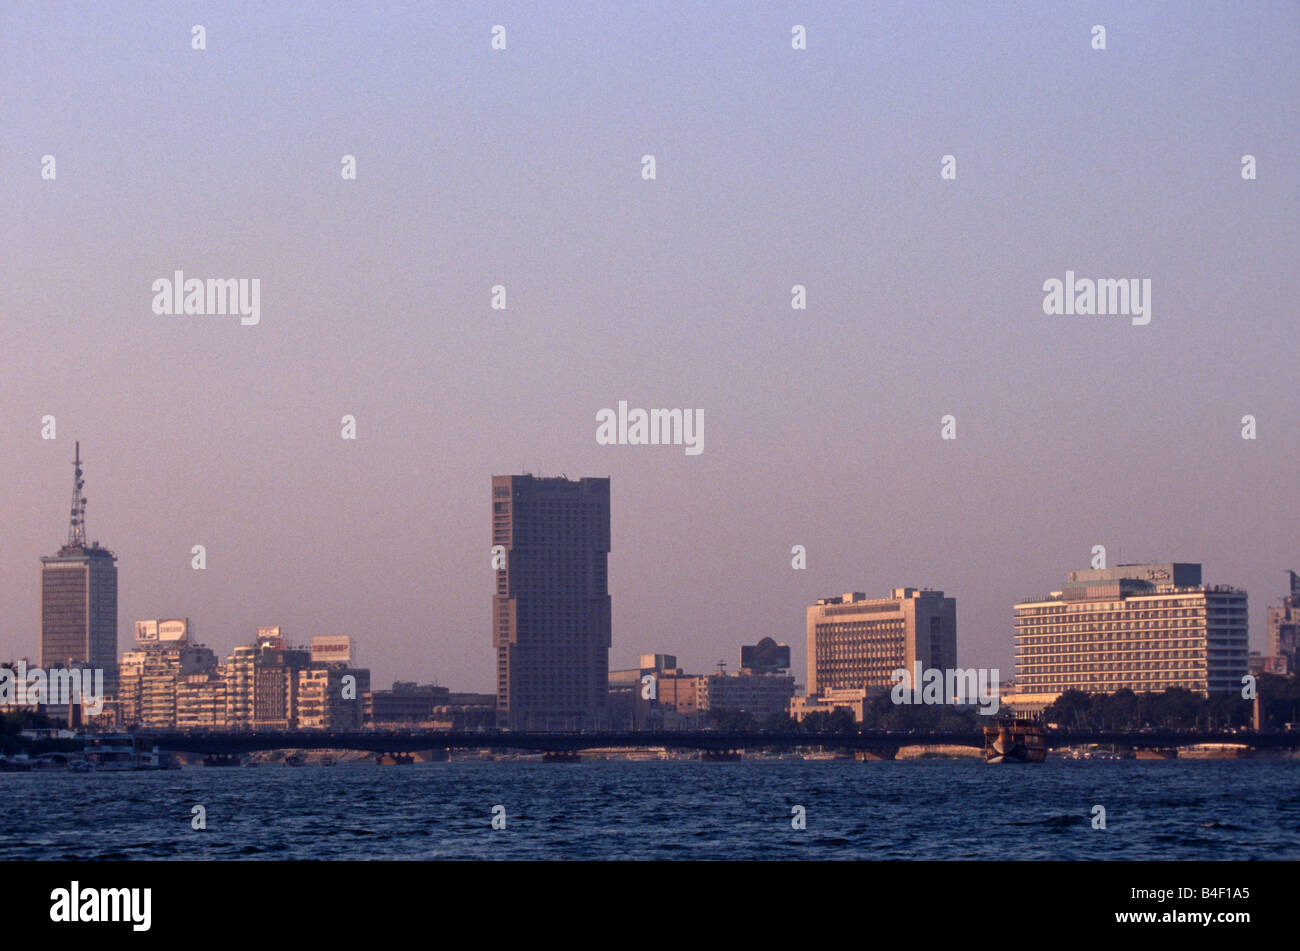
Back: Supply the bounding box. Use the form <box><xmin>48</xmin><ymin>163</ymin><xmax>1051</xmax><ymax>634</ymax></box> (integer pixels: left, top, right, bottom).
<box><xmin>67</xmin><ymin>441</ymin><xmax>87</xmax><ymax>547</ymax></box>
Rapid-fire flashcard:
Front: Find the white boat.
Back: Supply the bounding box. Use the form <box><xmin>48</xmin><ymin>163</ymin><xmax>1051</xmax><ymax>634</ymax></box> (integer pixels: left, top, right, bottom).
<box><xmin>82</xmin><ymin>734</ymin><xmax>163</xmax><ymax>771</ymax></box>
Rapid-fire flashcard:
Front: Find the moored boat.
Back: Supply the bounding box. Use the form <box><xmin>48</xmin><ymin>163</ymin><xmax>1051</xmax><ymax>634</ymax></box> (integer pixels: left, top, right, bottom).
<box><xmin>984</xmin><ymin>717</ymin><xmax>1047</xmax><ymax>764</ymax></box>
<box><xmin>83</xmin><ymin>734</ymin><xmax>162</xmax><ymax>770</ymax></box>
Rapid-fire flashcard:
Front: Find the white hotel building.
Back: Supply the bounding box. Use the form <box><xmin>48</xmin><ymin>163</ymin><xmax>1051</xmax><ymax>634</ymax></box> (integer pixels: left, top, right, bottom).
<box><xmin>1013</xmin><ymin>563</ymin><xmax>1248</xmax><ymax>697</ymax></box>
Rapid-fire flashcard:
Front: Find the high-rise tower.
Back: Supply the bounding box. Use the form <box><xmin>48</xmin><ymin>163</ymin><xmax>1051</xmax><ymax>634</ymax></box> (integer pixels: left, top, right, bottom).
<box><xmin>491</xmin><ymin>474</ymin><xmax>611</xmax><ymax>729</ymax></box>
<box><xmin>40</xmin><ymin>442</ymin><xmax>119</xmax><ymax>694</ymax></box>
<box><xmin>1266</xmin><ymin>570</ymin><xmax>1300</xmax><ymax>674</ymax></box>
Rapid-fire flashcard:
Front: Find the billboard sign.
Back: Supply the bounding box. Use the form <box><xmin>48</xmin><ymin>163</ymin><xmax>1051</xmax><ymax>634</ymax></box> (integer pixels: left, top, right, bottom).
<box><xmin>135</xmin><ymin>620</ymin><xmax>158</xmax><ymax>643</ymax></box>
<box><xmin>158</xmin><ymin>618</ymin><xmax>188</xmax><ymax>642</ymax></box>
<box><xmin>311</xmin><ymin>636</ymin><xmax>352</xmax><ymax>664</ymax></box>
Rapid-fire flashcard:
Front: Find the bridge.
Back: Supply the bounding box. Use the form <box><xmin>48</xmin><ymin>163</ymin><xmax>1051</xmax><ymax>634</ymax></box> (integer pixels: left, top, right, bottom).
<box><xmin>133</xmin><ymin>728</ymin><xmax>1300</xmax><ymax>757</ymax></box>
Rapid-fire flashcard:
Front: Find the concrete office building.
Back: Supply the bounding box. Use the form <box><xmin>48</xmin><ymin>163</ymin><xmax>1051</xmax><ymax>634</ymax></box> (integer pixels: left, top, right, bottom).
<box><xmin>698</xmin><ymin>667</ymin><xmax>796</xmax><ymax>719</ymax></box>
<box><xmin>296</xmin><ymin>636</ymin><xmax>368</xmax><ymax>730</ymax></box>
<box><xmin>1265</xmin><ymin>571</ymin><xmax>1300</xmax><ymax>675</ymax></box>
<box><xmin>117</xmin><ymin>619</ymin><xmax>218</xmax><ymax>728</ymax></box>
<box><xmin>252</xmin><ymin>647</ymin><xmax>311</xmax><ymax>730</ymax></box>
<box><xmin>436</xmin><ymin>693</ymin><xmax>498</xmax><ymax>730</ymax></box>
<box><xmin>224</xmin><ymin>645</ymin><xmax>256</xmax><ymax>728</ymax></box>
<box><xmin>220</xmin><ymin>630</ymin><xmax>369</xmax><ymax>730</ymax></box>
<box><xmin>805</xmin><ymin>588</ymin><xmax>957</xmax><ymax>696</ymax></box>
<box><xmin>366</xmin><ymin>682</ymin><xmax>452</xmax><ymax>725</ymax></box>
<box><xmin>119</xmin><ymin>645</ymin><xmax>220</xmax><ymax>729</ymax></box>
<box><xmin>655</xmin><ymin>670</ymin><xmax>703</xmax><ymax>722</ymax></box>
<box><xmin>699</xmin><ymin>639</ymin><xmax>796</xmax><ymax>719</ymax></box>
<box><xmin>1014</xmin><ymin>563</ymin><xmax>1248</xmax><ymax>696</ymax></box>
<box><xmin>40</xmin><ymin>443</ymin><xmax>119</xmax><ymax>695</ymax></box>
<box><xmin>491</xmin><ymin>474</ymin><xmax>611</xmax><ymax>729</ymax></box>
<box><xmin>297</xmin><ymin>666</ymin><xmax>369</xmax><ymax>730</ymax></box>
<box><xmin>176</xmin><ymin>672</ymin><xmax>229</xmax><ymax>730</ymax></box>
<box><xmin>221</xmin><ymin>629</ymin><xmax>309</xmax><ymax>730</ymax></box>
<box><xmin>609</xmin><ymin>654</ymin><xmax>679</xmax><ymax>729</ymax></box>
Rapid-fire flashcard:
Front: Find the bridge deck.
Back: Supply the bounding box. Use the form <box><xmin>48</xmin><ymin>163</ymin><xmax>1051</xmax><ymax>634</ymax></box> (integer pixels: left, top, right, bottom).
<box><xmin>130</xmin><ymin>729</ymin><xmax>1300</xmax><ymax>755</ymax></box>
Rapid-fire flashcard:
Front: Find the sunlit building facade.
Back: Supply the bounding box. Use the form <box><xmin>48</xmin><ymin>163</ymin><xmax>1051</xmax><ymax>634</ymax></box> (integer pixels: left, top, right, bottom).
<box><xmin>1014</xmin><ymin>563</ymin><xmax>1248</xmax><ymax>696</ymax></box>
<box><xmin>805</xmin><ymin>588</ymin><xmax>957</xmax><ymax>696</ymax></box>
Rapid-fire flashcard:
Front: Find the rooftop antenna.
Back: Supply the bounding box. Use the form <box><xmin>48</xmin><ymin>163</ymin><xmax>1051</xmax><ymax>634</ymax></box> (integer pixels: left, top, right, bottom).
<box><xmin>67</xmin><ymin>441</ymin><xmax>87</xmax><ymax>547</ymax></box>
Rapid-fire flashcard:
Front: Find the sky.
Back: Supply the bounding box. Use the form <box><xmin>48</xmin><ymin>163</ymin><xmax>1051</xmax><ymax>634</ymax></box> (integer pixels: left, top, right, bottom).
<box><xmin>1</xmin><ymin>1</ymin><xmax>1297</xmax><ymax>693</ymax></box>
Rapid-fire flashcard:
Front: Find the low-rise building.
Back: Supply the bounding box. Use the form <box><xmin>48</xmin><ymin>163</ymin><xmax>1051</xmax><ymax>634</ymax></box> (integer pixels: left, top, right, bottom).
<box><xmin>298</xmin><ymin>667</ymin><xmax>370</xmax><ymax>730</ymax></box>
<box><xmin>790</xmin><ymin>688</ymin><xmax>870</xmax><ymax>723</ymax></box>
<box><xmin>366</xmin><ymin>682</ymin><xmax>452</xmax><ymax>725</ymax></box>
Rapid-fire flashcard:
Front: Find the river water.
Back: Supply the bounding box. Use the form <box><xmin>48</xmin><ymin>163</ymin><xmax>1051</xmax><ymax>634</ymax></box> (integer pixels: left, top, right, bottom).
<box><xmin>3</xmin><ymin>758</ymin><xmax>1296</xmax><ymax>860</ymax></box>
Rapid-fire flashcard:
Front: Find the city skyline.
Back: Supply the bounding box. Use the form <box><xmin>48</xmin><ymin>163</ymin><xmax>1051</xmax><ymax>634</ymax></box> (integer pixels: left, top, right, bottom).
<box><xmin>2</xmin><ymin>3</ymin><xmax>1297</xmax><ymax>695</ymax></box>
<box><xmin>1</xmin><ymin>441</ymin><xmax>1293</xmax><ymax>696</ymax></box>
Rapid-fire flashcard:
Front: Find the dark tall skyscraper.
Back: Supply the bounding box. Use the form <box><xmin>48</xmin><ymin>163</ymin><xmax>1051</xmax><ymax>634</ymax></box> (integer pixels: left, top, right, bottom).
<box><xmin>1266</xmin><ymin>570</ymin><xmax>1300</xmax><ymax>674</ymax></box>
<box><xmin>40</xmin><ymin>442</ymin><xmax>118</xmax><ymax>693</ymax></box>
<box><xmin>491</xmin><ymin>474</ymin><xmax>611</xmax><ymax>729</ymax></box>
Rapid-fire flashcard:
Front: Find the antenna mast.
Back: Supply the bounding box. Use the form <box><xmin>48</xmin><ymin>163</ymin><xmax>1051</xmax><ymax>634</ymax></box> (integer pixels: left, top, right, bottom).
<box><xmin>67</xmin><ymin>441</ymin><xmax>87</xmax><ymax>547</ymax></box>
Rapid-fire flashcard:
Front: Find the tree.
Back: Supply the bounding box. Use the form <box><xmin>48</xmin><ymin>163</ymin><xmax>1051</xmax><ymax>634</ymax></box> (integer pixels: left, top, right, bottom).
<box><xmin>1043</xmin><ymin>689</ymin><xmax>1092</xmax><ymax>729</ymax></box>
<box><xmin>762</xmin><ymin>711</ymin><xmax>795</xmax><ymax>731</ymax></box>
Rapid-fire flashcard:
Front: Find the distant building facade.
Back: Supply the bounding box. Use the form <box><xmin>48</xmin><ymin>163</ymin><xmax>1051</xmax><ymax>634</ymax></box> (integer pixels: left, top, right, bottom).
<box><xmin>492</xmin><ymin>474</ymin><xmax>611</xmax><ymax>729</ymax></box>
<box><xmin>298</xmin><ymin>666</ymin><xmax>370</xmax><ymax>730</ymax></box>
<box><xmin>608</xmin><ymin>654</ymin><xmax>677</xmax><ymax>729</ymax></box>
<box><xmin>176</xmin><ymin>672</ymin><xmax>228</xmax><ymax>730</ymax></box>
<box><xmin>118</xmin><ymin>619</ymin><xmax>219</xmax><ymax>728</ymax></box>
<box><xmin>741</xmin><ymin>638</ymin><xmax>792</xmax><ymax>674</ymax></box>
<box><xmin>116</xmin><ymin>627</ymin><xmax>369</xmax><ymax>731</ymax></box>
<box><xmin>250</xmin><ymin>641</ymin><xmax>311</xmax><ymax>730</ymax></box>
<box><xmin>698</xmin><ymin>668</ymin><xmax>795</xmax><ymax>720</ymax></box>
<box><xmin>366</xmin><ymin>682</ymin><xmax>452</xmax><ymax>725</ymax></box>
<box><xmin>805</xmin><ymin>588</ymin><xmax>957</xmax><ymax>696</ymax></box>
<box><xmin>655</xmin><ymin>671</ymin><xmax>703</xmax><ymax>722</ymax></box>
<box><xmin>436</xmin><ymin>693</ymin><xmax>497</xmax><ymax>730</ymax></box>
<box><xmin>1265</xmin><ymin>571</ymin><xmax>1300</xmax><ymax>675</ymax></box>
<box><xmin>790</xmin><ymin>687</ymin><xmax>869</xmax><ymax>723</ymax></box>
<box><xmin>610</xmin><ymin>645</ymin><xmax>796</xmax><ymax>728</ymax></box>
<box><xmin>1014</xmin><ymin>563</ymin><xmax>1248</xmax><ymax>696</ymax></box>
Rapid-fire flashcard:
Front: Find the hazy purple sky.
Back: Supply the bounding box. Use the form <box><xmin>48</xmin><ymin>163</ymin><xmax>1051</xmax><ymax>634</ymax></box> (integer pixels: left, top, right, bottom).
<box><xmin>2</xmin><ymin>2</ymin><xmax>1297</xmax><ymax>692</ymax></box>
